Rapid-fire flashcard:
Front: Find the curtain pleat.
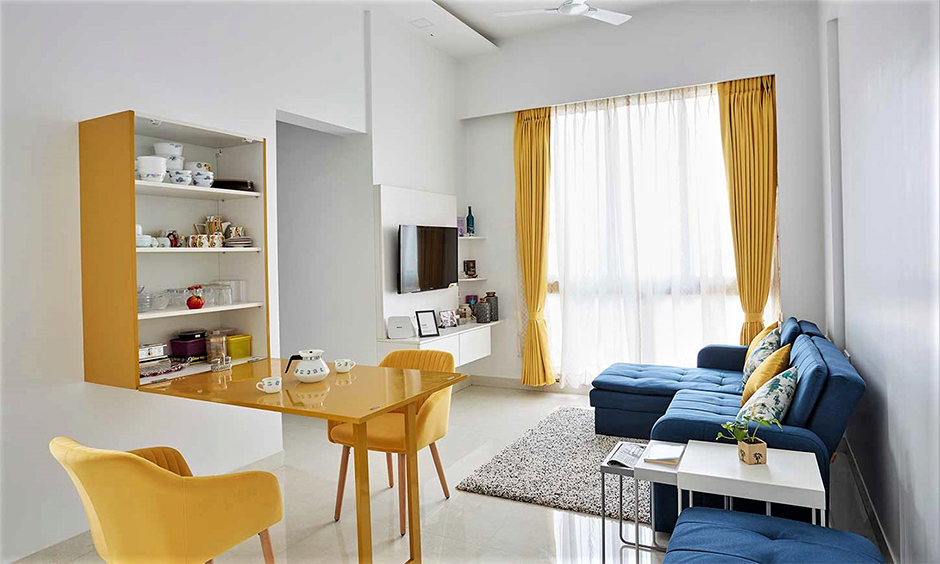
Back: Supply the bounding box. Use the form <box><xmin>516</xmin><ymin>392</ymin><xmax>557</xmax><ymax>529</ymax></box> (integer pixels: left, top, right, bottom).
<box><xmin>717</xmin><ymin>75</ymin><xmax>778</xmax><ymax>344</ymax></box>
<box><xmin>515</xmin><ymin>107</ymin><xmax>557</xmax><ymax>387</ymax></box>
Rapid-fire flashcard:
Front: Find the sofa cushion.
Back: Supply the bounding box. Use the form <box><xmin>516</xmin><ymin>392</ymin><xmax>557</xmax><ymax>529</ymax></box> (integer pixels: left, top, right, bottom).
<box><xmin>746</xmin><ymin>321</ymin><xmax>779</xmax><ymax>359</ymax></box>
<box><xmin>779</xmin><ymin>316</ymin><xmax>802</xmax><ymax>347</ymax></box>
<box><xmin>742</xmin><ymin>327</ymin><xmax>781</xmax><ymax>386</ymax></box>
<box><xmin>805</xmin><ymin>336</ymin><xmax>867</xmax><ymax>454</ymax></box>
<box><xmin>742</xmin><ymin>344</ymin><xmax>791</xmax><ymax>404</ymax></box>
<box><xmin>738</xmin><ymin>366</ymin><xmax>798</xmax><ymax>422</ymax></box>
<box><xmin>799</xmin><ymin>319</ymin><xmax>826</xmax><ymax>338</ymax></box>
<box><xmin>592</xmin><ymin>364</ymin><xmax>744</xmax><ymax>397</ymax></box>
<box><xmin>665</xmin><ymin>507</ymin><xmax>883</xmax><ymax>564</ymax></box>
<box><xmin>785</xmin><ymin>335</ymin><xmax>828</xmax><ymax>427</ymax></box>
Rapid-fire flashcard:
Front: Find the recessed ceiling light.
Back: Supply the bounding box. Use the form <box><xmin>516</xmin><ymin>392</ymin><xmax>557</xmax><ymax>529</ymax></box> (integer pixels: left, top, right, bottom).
<box><xmin>409</xmin><ymin>17</ymin><xmax>434</xmax><ymax>29</ymax></box>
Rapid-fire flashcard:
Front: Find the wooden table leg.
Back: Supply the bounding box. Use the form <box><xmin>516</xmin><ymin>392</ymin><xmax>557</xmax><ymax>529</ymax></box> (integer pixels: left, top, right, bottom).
<box><xmin>404</xmin><ymin>402</ymin><xmax>422</xmax><ymax>563</ymax></box>
<box><xmin>352</xmin><ymin>422</ymin><xmax>373</xmax><ymax>563</ymax></box>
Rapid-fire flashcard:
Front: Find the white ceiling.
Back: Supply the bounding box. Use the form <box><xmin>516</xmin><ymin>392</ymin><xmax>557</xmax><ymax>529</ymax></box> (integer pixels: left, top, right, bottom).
<box><xmin>435</xmin><ymin>0</ymin><xmax>665</xmax><ymax>44</ymax></box>
<box><xmin>361</xmin><ymin>0</ymin><xmax>499</xmax><ymax>58</ymax></box>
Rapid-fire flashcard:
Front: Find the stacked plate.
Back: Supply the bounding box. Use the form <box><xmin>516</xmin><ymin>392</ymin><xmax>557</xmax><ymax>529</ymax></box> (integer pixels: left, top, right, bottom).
<box><xmin>223</xmin><ymin>237</ymin><xmax>253</xmax><ymax>248</ymax></box>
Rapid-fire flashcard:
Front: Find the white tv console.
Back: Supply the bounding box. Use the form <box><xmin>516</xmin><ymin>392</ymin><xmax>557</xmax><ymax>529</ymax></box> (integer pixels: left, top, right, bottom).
<box><xmin>377</xmin><ymin>320</ymin><xmax>504</xmax><ymax>368</ymax></box>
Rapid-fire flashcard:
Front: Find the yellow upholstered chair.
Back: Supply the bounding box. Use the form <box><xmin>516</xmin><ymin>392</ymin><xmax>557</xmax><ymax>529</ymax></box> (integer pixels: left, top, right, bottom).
<box><xmin>49</xmin><ymin>437</ymin><xmax>282</xmax><ymax>564</ymax></box>
<box><xmin>329</xmin><ymin>350</ymin><xmax>455</xmax><ymax>536</ymax></box>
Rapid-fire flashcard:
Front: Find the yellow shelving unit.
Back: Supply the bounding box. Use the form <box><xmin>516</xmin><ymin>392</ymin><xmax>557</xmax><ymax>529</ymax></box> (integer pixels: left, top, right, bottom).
<box><xmin>79</xmin><ymin>110</ymin><xmax>270</xmax><ymax>389</ymax></box>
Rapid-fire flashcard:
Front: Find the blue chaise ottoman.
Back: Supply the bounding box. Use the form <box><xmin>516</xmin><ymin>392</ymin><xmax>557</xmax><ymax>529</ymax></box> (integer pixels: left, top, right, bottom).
<box><xmin>664</xmin><ymin>507</ymin><xmax>883</xmax><ymax>563</ymax></box>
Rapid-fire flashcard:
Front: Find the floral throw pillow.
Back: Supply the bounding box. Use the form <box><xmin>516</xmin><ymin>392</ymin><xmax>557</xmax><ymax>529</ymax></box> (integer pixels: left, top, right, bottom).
<box><xmin>737</xmin><ymin>366</ymin><xmax>798</xmax><ymax>423</ymax></box>
<box><xmin>742</xmin><ymin>327</ymin><xmax>781</xmax><ymax>387</ymax></box>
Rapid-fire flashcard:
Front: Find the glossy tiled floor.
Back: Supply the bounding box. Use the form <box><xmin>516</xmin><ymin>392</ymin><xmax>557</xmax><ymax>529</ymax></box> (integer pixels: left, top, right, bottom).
<box><xmin>30</xmin><ymin>385</ymin><xmax>883</xmax><ymax>563</ymax></box>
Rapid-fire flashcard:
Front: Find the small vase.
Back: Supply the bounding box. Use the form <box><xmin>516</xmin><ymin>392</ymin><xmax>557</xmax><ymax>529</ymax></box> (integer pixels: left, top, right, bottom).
<box><xmin>738</xmin><ymin>438</ymin><xmax>767</xmax><ymax>465</ymax></box>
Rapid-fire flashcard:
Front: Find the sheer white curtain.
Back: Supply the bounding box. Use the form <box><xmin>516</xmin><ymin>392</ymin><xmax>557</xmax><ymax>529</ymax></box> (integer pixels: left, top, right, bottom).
<box><xmin>546</xmin><ymin>84</ymin><xmax>741</xmax><ymax>388</ymax></box>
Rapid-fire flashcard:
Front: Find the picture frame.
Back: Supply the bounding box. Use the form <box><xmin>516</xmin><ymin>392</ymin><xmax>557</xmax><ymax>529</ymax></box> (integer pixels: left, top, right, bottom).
<box><xmin>439</xmin><ymin>309</ymin><xmax>458</xmax><ymax>328</ymax></box>
<box><xmin>415</xmin><ymin>310</ymin><xmax>440</xmax><ymax>338</ymax></box>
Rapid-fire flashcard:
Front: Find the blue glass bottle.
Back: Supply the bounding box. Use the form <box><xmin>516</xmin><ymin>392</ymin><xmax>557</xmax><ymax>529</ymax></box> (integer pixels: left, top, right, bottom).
<box><xmin>467</xmin><ymin>206</ymin><xmax>475</xmax><ymax>235</ymax></box>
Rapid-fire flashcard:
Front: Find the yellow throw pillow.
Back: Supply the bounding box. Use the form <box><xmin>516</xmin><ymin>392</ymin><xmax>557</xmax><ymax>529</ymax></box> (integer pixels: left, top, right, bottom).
<box><xmin>742</xmin><ymin>344</ymin><xmax>791</xmax><ymax>406</ymax></box>
<box><xmin>746</xmin><ymin>321</ymin><xmax>780</xmax><ymax>360</ymax></box>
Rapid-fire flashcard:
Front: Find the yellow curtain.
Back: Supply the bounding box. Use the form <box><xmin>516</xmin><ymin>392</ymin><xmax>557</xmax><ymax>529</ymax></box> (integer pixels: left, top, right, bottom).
<box><xmin>514</xmin><ymin>108</ymin><xmax>556</xmax><ymax>387</ymax></box>
<box><xmin>717</xmin><ymin>75</ymin><xmax>778</xmax><ymax>345</ymax></box>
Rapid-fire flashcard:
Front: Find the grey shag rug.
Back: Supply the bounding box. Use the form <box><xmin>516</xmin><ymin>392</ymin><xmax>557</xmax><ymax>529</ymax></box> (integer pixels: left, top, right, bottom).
<box><xmin>456</xmin><ymin>406</ymin><xmax>651</xmax><ymax>523</ymax></box>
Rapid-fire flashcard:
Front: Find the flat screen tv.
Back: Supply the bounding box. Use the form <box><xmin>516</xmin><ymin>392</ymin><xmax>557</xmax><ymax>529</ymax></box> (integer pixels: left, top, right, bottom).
<box><xmin>398</xmin><ymin>225</ymin><xmax>458</xmax><ymax>293</ymax></box>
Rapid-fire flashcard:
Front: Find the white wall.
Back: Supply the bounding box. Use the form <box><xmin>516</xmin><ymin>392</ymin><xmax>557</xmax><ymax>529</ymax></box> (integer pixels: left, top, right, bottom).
<box><xmin>276</xmin><ymin>123</ymin><xmax>378</xmax><ymax>364</ymax></box>
<box><xmin>369</xmin><ymin>14</ymin><xmax>464</xmax><ymax>335</ymax></box>
<box><xmin>371</xmin><ymin>15</ymin><xmax>461</xmax><ymax>194</ymax></box>
<box><xmin>457</xmin><ymin>0</ymin><xmax>827</xmax><ymax>342</ymax></box>
<box><xmin>0</xmin><ymin>2</ymin><xmax>367</xmax><ymax>560</ymax></box>
<box><xmin>818</xmin><ymin>2</ymin><xmax>940</xmax><ymax>562</ymax></box>
<box><xmin>457</xmin><ymin>113</ymin><xmax>520</xmax><ymax>378</ymax></box>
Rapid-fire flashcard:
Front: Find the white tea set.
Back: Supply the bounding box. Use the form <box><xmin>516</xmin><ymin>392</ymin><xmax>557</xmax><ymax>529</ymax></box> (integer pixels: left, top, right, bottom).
<box><xmin>136</xmin><ymin>141</ymin><xmax>214</xmax><ymax>187</ymax></box>
<box><xmin>253</xmin><ymin>350</ymin><xmax>357</xmax><ymax>395</ymax></box>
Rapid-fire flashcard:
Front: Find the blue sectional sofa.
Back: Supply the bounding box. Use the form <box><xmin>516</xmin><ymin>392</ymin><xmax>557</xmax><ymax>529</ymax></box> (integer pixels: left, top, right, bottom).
<box><xmin>590</xmin><ymin>317</ymin><xmax>866</xmax><ymax>532</ymax></box>
<box><xmin>664</xmin><ymin>507</ymin><xmax>883</xmax><ymax>563</ymax></box>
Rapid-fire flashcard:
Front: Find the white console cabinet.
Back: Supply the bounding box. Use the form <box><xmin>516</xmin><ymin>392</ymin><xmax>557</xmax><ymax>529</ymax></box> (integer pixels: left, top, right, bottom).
<box><xmin>377</xmin><ymin>320</ymin><xmax>503</xmax><ymax>368</ymax></box>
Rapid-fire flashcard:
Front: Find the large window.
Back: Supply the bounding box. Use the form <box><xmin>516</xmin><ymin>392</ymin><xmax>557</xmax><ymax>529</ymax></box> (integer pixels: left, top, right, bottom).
<box><xmin>545</xmin><ymin>84</ymin><xmax>744</xmax><ymax>387</ymax></box>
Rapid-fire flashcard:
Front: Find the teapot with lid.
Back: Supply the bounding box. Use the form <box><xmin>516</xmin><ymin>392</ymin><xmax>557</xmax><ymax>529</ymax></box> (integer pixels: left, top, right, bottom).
<box><xmin>285</xmin><ymin>349</ymin><xmax>330</xmax><ymax>383</ymax></box>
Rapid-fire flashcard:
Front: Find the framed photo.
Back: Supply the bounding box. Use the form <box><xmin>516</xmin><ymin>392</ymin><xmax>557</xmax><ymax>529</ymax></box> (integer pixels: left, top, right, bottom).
<box><xmin>439</xmin><ymin>310</ymin><xmax>458</xmax><ymax>328</ymax></box>
<box><xmin>415</xmin><ymin>310</ymin><xmax>440</xmax><ymax>338</ymax></box>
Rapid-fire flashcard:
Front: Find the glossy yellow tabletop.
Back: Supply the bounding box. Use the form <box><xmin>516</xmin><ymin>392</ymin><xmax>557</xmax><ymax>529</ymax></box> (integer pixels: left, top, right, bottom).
<box><xmin>139</xmin><ymin>358</ymin><xmax>466</xmax><ymax>424</ymax></box>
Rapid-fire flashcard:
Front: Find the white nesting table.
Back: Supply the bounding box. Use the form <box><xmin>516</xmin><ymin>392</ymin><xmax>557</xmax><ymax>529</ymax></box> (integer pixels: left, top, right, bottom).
<box><xmin>676</xmin><ymin>440</ymin><xmax>827</xmax><ymax>526</ymax></box>
<box><xmin>600</xmin><ymin>440</ymin><xmax>683</xmax><ymax>560</ymax></box>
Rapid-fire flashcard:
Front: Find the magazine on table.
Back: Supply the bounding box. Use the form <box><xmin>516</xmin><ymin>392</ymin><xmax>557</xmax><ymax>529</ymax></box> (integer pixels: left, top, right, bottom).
<box><xmin>607</xmin><ymin>442</ymin><xmax>647</xmax><ymax>468</ymax></box>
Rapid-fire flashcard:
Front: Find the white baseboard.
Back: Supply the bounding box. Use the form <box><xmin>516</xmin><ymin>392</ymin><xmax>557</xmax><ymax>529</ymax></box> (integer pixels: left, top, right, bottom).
<box><xmin>468</xmin><ymin>374</ymin><xmax>591</xmax><ymax>395</ymax></box>
<box><xmin>844</xmin><ymin>438</ymin><xmax>896</xmax><ymax>564</ymax></box>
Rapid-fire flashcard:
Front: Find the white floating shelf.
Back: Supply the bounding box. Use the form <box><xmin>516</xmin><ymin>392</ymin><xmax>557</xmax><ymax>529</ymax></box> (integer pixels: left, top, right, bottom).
<box><xmin>135</xmin><ymin>180</ymin><xmax>260</xmax><ymax>200</ymax></box>
<box><xmin>458</xmin><ymin>277</ymin><xmax>487</xmax><ymax>282</ymax></box>
<box><xmin>137</xmin><ymin>247</ymin><xmax>261</xmax><ymax>254</ymax></box>
<box><xmin>138</xmin><ymin>302</ymin><xmax>263</xmax><ymax>321</ymax></box>
<box><xmin>458</xmin><ymin>236</ymin><xmax>486</xmax><ymax>240</ymax></box>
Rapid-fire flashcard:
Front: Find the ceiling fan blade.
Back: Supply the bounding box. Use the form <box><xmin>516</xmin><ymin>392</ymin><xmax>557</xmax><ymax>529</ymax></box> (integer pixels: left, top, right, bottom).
<box><xmin>495</xmin><ymin>8</ymin><xmax>561</xmax><ymax>17</ymax></box>
<box><xmin>584</xmin><ymin>7</ymin><xmax>632</xmax><ymax>25</ymax></box>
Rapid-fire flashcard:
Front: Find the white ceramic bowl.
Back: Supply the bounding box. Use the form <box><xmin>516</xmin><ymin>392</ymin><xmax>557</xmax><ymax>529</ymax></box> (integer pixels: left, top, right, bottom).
<box><xmin>153</xmin><ymin>142</ymin><xmax>183</xmax><ymax>157</ymax></box>
<box><xmin>184</xmin><ymin>161</ymin><xmax>212</xmax><ymax>173</ymax></box>
<box><xmin>158</xmin><ymin>154</ymin><xmax>185</xmax><ymax>171</ymax></box>
<box><xmin>139</xmin><ymin>171</ymin><xmax>166</xmax><ymax>182</ymax></box>
<box><xmin>193</xmin><ymin>170</ymin><xmax>214</xmax><ymax>187</ymax></box>
<box><xmin>135</xmin><ymin>235</ymin><xmax>154</xmax><ymax>247</ymax></box>
<box><xmin>166</xmin><ymin>170</ymin><xmax>193</xmax><ymax>185</ymax></box>
<box><xmin>136</xmin><ymin>155</ymin><xmax>167</xmax><ymax>171</ymax></box>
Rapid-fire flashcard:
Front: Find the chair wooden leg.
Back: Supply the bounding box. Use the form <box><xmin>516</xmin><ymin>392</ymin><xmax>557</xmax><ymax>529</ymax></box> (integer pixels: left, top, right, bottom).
<box><xmin>429</xmin><ymin>442</ymin><xmax>450</xmax><ymax>499</ymax></box>
<box><xmin>259</xmin><ymin>529</ymin><xmax>275</xmax><ymax>564</ymax></box>
<box><xmin>334</xmin><ymin>445</ymin><xmax>351</xmax><ymax>521</ymax></box>
<box><xmin>386</xmin><ymin>452</ymin><xmax>394</xmax><ymax>488</ymax></box>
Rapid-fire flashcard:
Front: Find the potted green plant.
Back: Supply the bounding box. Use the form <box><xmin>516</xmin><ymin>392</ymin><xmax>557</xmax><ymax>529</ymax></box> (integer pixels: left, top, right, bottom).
<box><xmin>716</xmin><ymin>415</ymin><xmax>781</xmax><ymax>465</ymax></box>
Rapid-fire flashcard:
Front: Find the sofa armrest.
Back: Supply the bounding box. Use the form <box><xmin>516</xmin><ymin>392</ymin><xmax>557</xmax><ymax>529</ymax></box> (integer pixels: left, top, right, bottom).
<box><xmin>651</xmin><ymin>416</ymin><xmax>831</xmax><ymax>485</ymax></box>
<box><xmin>697</xmin><ymin>345</ymin><xmax>748</xmax><ymax>372</ymax></box>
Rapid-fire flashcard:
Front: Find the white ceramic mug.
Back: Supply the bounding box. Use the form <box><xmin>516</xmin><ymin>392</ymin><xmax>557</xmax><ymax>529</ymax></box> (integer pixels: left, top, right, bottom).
<box><xmin>256</xmin><ymin>376</ymin><xmax>282</xmax><ymax>394</ymax></box>
<box><xmin>334</xmin><ymin>359</ymin><xmax>356</xmax><ymax>373</ymax></box>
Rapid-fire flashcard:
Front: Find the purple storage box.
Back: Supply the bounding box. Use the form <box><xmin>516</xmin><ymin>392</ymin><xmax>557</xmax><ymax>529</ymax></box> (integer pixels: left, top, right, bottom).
<box><xmin>170</xmin><ymin>338</ymin><xmax>206</xmax><ymax>357</ymax></box>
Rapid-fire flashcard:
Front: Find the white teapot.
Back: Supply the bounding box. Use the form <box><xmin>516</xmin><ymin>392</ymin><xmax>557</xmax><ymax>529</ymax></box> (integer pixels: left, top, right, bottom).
<box><xmin>285</xmin><ymin>349</ymin><xmax>330</xmax><ymax>383</ymax></box>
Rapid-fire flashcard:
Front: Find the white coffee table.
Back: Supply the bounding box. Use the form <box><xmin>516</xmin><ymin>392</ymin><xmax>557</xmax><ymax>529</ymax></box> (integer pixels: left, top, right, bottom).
<box><xmin>676</xmin><ymin>440</ymin><xmax>827</xmax><ymax>525</ymax></box>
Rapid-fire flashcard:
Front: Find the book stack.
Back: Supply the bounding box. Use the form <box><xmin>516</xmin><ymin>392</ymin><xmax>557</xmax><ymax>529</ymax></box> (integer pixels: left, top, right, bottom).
<box><xmin>643</xmin><ymin>443</ymin><xmax>686</xmax><ymax>466</ymax></box>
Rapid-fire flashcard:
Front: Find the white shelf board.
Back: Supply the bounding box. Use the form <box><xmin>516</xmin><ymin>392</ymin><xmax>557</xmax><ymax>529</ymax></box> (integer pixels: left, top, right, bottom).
<box><xmin>139</xmin><ymin>356</ymin><xmax>263</xmax><ymax>386</ymax></box>
<box><xmin>135</xmin><ymin>180</ymin><xmax>260</xmax><ymax>200</ymax></box>
<box><xmin>137</xmin><ymin>247</ymin><xmax>261</xmax><ymax>254</ymax></box>
<box><xmin>458</xmin><ymin>236</ymin><xmax>486</xmax><ymax>240</ymax></box>
<box><xmin>138</xmin><ymin>301</ymin><xmax>263</xmax><ymax>321</ymax></box>
<box><xmin>458</xmin><ymin>277</ymin><xmax>487</xmax><ymax>282</ymax></box>
<box><xmin>378</xmin><ymin>320</ymin><xmax>504</xmax><ymax>345</ymax></box>
<box><xmin>135</xmin><ymin>113</ymin><xmax>263</xmax><ymax>147</ymax></box>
